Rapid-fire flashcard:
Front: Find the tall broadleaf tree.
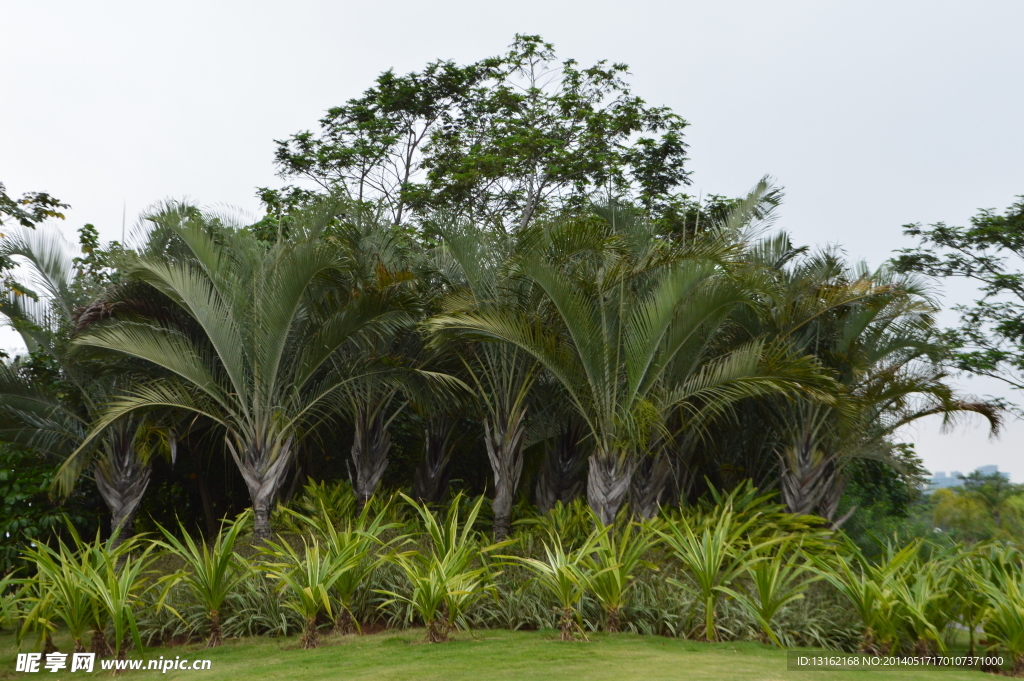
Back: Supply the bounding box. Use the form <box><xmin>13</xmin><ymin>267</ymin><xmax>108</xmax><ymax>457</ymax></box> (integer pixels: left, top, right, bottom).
<box><xmin>894</xmin><ymin>196</ymin><xmax>1024</xmax><ymax>393</ymax></box>
<box><xmin>0</xmin><ymin>181</ymin><xmax>68</xmax><ymax>230</ymax></box>
<box><xmin>268</xmin><ymin>35</ymin><xmax>690</xmax><ymax>230</ymax></box>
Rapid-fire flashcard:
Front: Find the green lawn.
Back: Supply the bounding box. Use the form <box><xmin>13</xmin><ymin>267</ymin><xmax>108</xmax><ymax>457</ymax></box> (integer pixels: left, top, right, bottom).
<box><xmin>0</xmin><ymin>629</ymin><xmax>990</xmax><ymax>680</ymax></box>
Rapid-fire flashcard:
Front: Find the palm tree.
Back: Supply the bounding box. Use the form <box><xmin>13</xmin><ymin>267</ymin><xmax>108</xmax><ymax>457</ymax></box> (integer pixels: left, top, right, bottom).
<box><xmin>325</xmin><ymin>213</ymin><xmax>464</xmax><ymax>511</ymax></box>
<box><xmin>0</xmin><ymin>226</ymin><xmax>168</xmax><ymax>544</ymax></box>
<box><xmin>67</xmin><ymin>202</ymin><xmax>427</xmax><ymax>539</ymax></box>
<box><xmin>427</xmin><ymin>219</ymin><xmax>539</xmax><ymax>538</ymax></box>
<box><xmin>431</xmin><ymin>193</ymin><xmax>833</xmax><ymax>523</ymax></box>
<box><xmin>751</xmin><ymin>248</ymin><xmax>1002</xmax><ymax>521</ymax></box>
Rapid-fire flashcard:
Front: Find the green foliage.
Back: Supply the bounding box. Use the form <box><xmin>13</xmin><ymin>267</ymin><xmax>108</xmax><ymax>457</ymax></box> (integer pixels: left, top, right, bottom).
<box><xmin>0</xmin><ymin>182</ymin><xmax>68</xmax><ymax>229</ymax></box>
<box><xmin>808</xmin><ymin>538</ymin><xmax>973</xmax><ymax>656</ymax></box>
<box><xmin>516</xmin><ymin>531</ymin><xmax>603</xmax><ymax>641</ymax></box>
<box><xmin>7</xmin><ymin>486</ymin><xmax>1023</xmax><ymax>667</ymax></box>
<box><xmin>0</xmin><ymin>572</ymin><xmax>22</xmax><ymax>633</ymax></box>
<box><xmin>931</xmin><ymin>472</ymin><xmax>1024</xmax><ymax>543</ymax></box>
<box><xmin>0</xmin><ymin>446</ymin><xmax>100</xmax><ymax>576</ymax></box>
<box><xmin>836</xmin><ymin>450</ymin><xmax>928</xmax><ymax>555</ymax></box>
<box><xmin>279</xmin><ymin>491</ymin><xmax>398</xmax><ymax>634</ymax></box>
<box><xmin>658</xmin><ymin>506</ymin><xmax>771</xmax><ymax>642</ymax></box>
<box><xmin>156</xmin><ymin>513</ymin><xmax>249</xmax><ymax>647</ymax></box>
<box><xmin>718</xmin><ymin>547</ymin><xmax>815</xmax><ymax>646</ymax></box>
<box><xmin>809</xmin><ymin>539</ymin><xmax>914</xmax><ymax>653</ymax></box>
<box><xmin>379</xmin><ymin>494</ymin><xmax>506</xmax><ymax>642</ymax></box>
<box><xmin>971</xmin><ymin>545</ymin><xmax>1024</xmax><ymax>672</ymax></box>
<box><xmin>269</xmin><ymin>35</ymin><xmax>690</xmax><ymax>229</ymax></box>
<box><xmin>283</xmin><ymin>479</ymin><xmax>356</xmax><ymax>527</ymax></box>
<box><xmin>76</xmin><ymin>534</ymin><xmax>155</xmax><ymax>659</ymax></box>
<box><xmin>1</xmin><ymin>43</ymin><xmax>1014</xmax><ymax>666</ymax></box>
<box><xmin>19</xmin><ymin>535</ymin><xmax>96</xmax><ymax>652</ymax></box>
<box><xmin>20</xmin><ymin>529</ymin><xmax>155</xmax><ymax>657</ymax></box>
<box><xmin>514</xmin><ymin>498</ymin><xmax>597</xmax><ymax>552</ymax></box>
<box><xmin>261</xmin><ymin>536</ymin><xmax>360</xmax><ymax>648</ymax></box>
<box><xmin>0</xmin><ymin>222</ymin><xmax>170</xmax><ymax>550</ymax></box>
<box><xmin>585</xmin><ymin>519</ymin><xmax>656</xmax><ymax>632</ymax></box>
<box><xmin>430</xmin><ymin>183</ymin><xmax>838</xmax><ymax>523</ymax></box>
<box><xmin>67</xmin><ymin>201</ymin><xmax>433</xmax><ymax>539</ymax></box>
<box><xmin>895</xmin><ymin>195</ymin><xmax>1024</xmax><ymax>393</ymax></box>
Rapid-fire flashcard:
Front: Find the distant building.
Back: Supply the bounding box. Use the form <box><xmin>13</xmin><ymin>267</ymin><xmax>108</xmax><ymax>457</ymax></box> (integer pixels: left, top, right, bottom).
<box><xmin>928</xmin><ymin>465</ymin><xmax>1005</xmax><ymax>492</ymax></box>
<box><xmin>930</xmin><ymin>471</ymin><xmax>964</xmax><ymax>490</ymax></box>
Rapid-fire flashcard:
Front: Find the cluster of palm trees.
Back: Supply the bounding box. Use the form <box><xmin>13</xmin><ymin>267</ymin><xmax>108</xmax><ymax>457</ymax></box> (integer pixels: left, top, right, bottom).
<box><xmin>0</xmin><ymin>183</ymin><xmax>999</xmax><ymax>545</ymax></box>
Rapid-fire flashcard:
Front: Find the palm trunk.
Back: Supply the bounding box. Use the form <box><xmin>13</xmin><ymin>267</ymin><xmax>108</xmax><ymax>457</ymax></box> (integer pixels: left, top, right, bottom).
<box><xmin>704</xmin><ymin>595</ymin><xmax>717</xmax><ymax>642</ymax></box>
<box><xmin>228</xmin><ymin>435</ymin><xmax>294</xmax><ymax>542</ymax></box>
<box><xmin>484</xmin><ymin>409</ymin><xmax>527</xmax><ymax>540</ymax></box>
<box><xmin>351</xmin><ymin>407</ymin><xmax>392</xmax><ymax>513</ymax></box>
<box><xmin>606</xmin><ymin>606</ymin><xmax>621</xmax><ymax>634</ymax></box>
<box><xmin>301</xmin><ymin>616</ymin><xmax>319</xmax><ymax>649</ymax></box>
<box><xmin>412</xmin><ymin>415</ymin><xmax>456</xmax><ymax>503</ymax></box>
<box><xmin>587</xmin><ymin>453</ymin><xmax>635</xmax><ymax>525</ymax></box>
<box><xmin>90</xmin><ymin>629</ymin><xmax>111</xmax><ymax>658</ymax></box>
<box><xmin>535</xmin><ymin>420</ymin><xmax>586</xmax><ymax>514</ymax></box>
<box><xmin>109</xmin><ymin>507</ymin><xmax>139</xmax><ymax>548</ymax></box>
<box><xmin>492</xmin><ymin>482</ymin><xmax>515</xmax><ymax>541</ymax></box>
<box><xmin>253</xmin><ymin>504</ymin><xmax>273</xmax><ymax>541</ymax></box>
<box><xmin>779</xmin><ymin>433</ymin><xmax>844</xmax><ymax>520</ymax></box>
<box><xmin>629</xmin><ymin>453</ymin><xmax>671</xmax><ymax>520</ymax></box>
<box><xmin>426</xmin><ymin>611</ymin><xmax>450</xmax><ymax>643</ymax></box>
<box><xmin>333</xmin><ymin>607</ymin><xmax>356</xmax><ymax>636</ymax></box>
<box><xmin>94</xmin><ymin>455</ymin><xmax>151</xmax><ymax>549</ymax></box>
<box><xmin>207</xmin><ymin>610</ymin><xmax>222</xmax><ymax>647</ymax></box>
<box><xmin>859</xmin><ymin>629</ymin><xmax>878</xmax><ymax>655</ymax></box>
<box><xmin>558</xmin><ymin>607</ymin><xmax>587</xmax><ymax>641</ymax></box>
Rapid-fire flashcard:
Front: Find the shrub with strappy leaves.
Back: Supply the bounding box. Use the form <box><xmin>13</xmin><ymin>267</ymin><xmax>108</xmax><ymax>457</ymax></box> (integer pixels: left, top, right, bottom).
<box><xmin>585</xmin><ymin>518</ymin><xmax>656</xmax><ymax>632</ymax></box>
<box><xmin>518</xmin><ymin>530</ymin><xmax>607</xmax><ymax>641</ymax></box>
<box><xmin>261</xmin><ymin>536</ymin><xmax>361</xmax><ymax>649</ymax></box>
<box><xmin>156</xmin><ymin>513</ymin><xmax>250</xmax><ymax>647</ymax></box>
<box><xmin>379</xmin><ymin>494</ymin><xmax>507</xmax><ymax>642</ymax></box>
<box><xmin>718</xmin><ymin>543</ymin><xmax>816</xmax><ymax>646</ymax></box>
<box><xmin>279</xmin><ymin>497</ymin><xmax>398</xmax><ymax>634</ymax></box>
<box><xmin>77</xmin><ymin>534</ymin><xmax>156</xmax><ymax>659</ymax></box>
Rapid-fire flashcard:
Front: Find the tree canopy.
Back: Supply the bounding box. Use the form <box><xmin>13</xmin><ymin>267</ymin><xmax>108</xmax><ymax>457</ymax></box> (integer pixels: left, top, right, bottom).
<box><xmin>266</xmin><ymin>35</ymin><xmax>690</xmax><ymax>230</ymax></box>
<box><xmin>895</xmin><ymin>196</ymin><xmax>1024</xmax><ymax>394</ymax></box>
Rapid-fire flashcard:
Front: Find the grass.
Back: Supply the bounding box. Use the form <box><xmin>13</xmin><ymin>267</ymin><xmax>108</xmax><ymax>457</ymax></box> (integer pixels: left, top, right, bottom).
<box><xmin>0</xmin><ymin>629</ymin><xmax>990</xmax><ymax>680</ymax></box>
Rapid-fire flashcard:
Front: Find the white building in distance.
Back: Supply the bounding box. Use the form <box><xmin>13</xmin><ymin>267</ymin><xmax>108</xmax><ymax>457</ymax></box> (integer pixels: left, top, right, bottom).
<box><xmin>929</xmin><ymin>465</ymin><xmax>1003</xmax><ymax>491</ymax></box>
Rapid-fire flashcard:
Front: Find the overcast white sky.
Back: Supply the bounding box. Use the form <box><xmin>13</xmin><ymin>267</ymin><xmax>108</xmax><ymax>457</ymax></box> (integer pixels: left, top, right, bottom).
<box><xmin>3</xmin><ymin>0</ymin><xmax>1022</xmax><ymax>480</ymax></box>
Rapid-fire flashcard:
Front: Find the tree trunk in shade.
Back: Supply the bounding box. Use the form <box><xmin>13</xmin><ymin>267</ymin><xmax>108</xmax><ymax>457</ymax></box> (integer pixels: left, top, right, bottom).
<box><xmin>587</xmin><ymin>453</ymin><xmax>635</xmax><ymax>525</ymax></box>
<box><xmin>484</xmin><ymin>408</ymin><xmax>527</xmax><ymax>540</ymax></box>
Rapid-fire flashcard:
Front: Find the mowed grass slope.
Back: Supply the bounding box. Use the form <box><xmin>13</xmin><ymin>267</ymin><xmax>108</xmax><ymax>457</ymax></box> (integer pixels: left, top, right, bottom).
<box><xmin>0</xmin><ymin>630</ymin><xmax>989</xmax><ymax>681</ymax></box>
